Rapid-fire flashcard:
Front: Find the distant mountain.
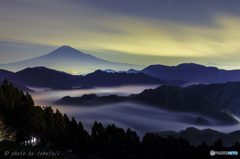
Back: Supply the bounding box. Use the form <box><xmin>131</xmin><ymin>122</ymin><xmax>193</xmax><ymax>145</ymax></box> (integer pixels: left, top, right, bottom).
<box><xmin>56</xmin><ymin>94</ymin><xmax>128</xmax><ymax>105</ymax></box>
<box><xmin>156</xmin><ymin>127</ymin><xmax>240</xmax><ymax>147</ymax></box>
<box><xmin>3</xmin><ymin>67</ymin><xmax>165</xmax><ymax>87</ymax></box>
<box><xmin>0</xmin><ymin>45</ymin><xmax>145</xmax><ymax>74</ymax></box>
<box><xmin>82</xmin><ymin>70</ymin><xmax>165</xmax><ymax>86</ymax></box>
<box><xmin>103</xmin><ymin>69</ymin><xmax>117</xmax><ymax>73</ymax></box>
<box><xmin>0</xmin><ymin>69</ymin><xmax>34</xmax><ymax>92</ymax></box>
<box><xmin>56</xmin><ymin>82</ymin><xmax>240</xmax><ymax>124</ymax></box>
<box><xmin>137</xmin><ymin>82</ymin><xmax>240</xmax><ymax>117</ymax></box>
<box><xmin>0</xmin><ymin>69</ymin><xmax>14</xmax><ymax>81</ymax></box>
<box><xmin>8</xmin><ymin>66</ymin><xmax>81</xmax><ymax>87</ymax></box>
<box><xmin>104</xmin><ymin>69</ymin><xmax>141</xmax><ymax>74</ymax></box>
<box><xmin>142</xmin><ymin>63</ymin><xmax>240</xmax><ymax>84</ymax></box>
<box><xmin>127</xmin><ymin>69</ymin><xmax>141</xmax><ymax>74</ymax></box>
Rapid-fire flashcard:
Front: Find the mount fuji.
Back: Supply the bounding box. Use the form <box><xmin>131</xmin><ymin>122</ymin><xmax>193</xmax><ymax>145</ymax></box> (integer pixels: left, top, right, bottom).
<box><xmin>0</xmin><ymin>45</ymin><xmax>144</xmax><ymax>74</ymax></box>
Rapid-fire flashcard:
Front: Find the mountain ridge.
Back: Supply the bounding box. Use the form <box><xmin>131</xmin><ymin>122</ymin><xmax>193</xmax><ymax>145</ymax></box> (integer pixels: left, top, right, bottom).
<box><xmin>55</xmin><ymin>82</ymin><xmax>240</xmax><ymax>125</ymax></box>
<box><xmin>155</xmin><ymin>127</ymin><xmax>240</xmax><ymax>147</ymax></box>
<box><xmin>142</xmin><ymin>63</ymin><xmax>240</xmax><ymax>84</ymax></box>
<box><xmin>1</xmin><ymin>66</ymin><xmax>165</xmax><ymax>87</ymax></box>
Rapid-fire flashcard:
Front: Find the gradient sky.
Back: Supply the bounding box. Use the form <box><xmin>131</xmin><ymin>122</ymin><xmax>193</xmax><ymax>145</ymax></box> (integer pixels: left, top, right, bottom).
<box><xmin>1</xmin><ymin>0</ymin><xmax>240</xmax><ymax>70</ymax></box>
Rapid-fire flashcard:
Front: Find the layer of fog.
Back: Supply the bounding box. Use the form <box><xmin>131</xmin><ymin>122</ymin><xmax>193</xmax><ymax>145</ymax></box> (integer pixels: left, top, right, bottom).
<box><xmin>30</xmin><ymin>85</ymin><xmax>240</xmax><ymax>138</ymax></box>
<box><xmin>31</xmin><ymin>85</ymin><xmax>160</xmax><ymax>105</ymax></box>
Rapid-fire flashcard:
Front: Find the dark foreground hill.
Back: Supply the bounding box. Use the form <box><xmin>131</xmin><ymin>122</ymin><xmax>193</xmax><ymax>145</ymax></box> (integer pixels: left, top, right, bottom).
<box><xmin>156</xmin><ymin>127</ymin><xmax>240</xmax><ymax>147</ymax></box>
<box><xmin>56</xmin><ymin>82</ymin><xmax>240</xmax><ymax>125</ymax></box>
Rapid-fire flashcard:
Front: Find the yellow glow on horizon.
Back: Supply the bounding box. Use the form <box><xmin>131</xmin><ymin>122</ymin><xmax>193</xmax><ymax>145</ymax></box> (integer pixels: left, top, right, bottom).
<box><xmin>1</xmin><ymin>1</ymin><xmax>240</xmax><ymax>60</ymax></box>
<box><xmin>72</xmin><ymin>71</ymin><xmax>78</xmax><ymax>75</ymax></box>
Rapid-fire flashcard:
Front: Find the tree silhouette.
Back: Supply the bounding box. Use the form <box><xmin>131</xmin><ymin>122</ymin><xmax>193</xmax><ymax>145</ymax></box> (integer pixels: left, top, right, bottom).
<box><xmin>125</xmin><ymin>128</ymin><xmax>140</xmax><ymax>158</ymax></box>
<box><xmin>43</xmin><ymin>106</ymin><xmax>55</xmax><ymax>143</ymax></box>
<box><xmin>214</xmin><ymin>138</ymin><xmax>224</xmax><ymax>149</ymax></box>
<box><xmin>90</xmin><ymin>121</ymin><xmax>106</xmax><ymax>156</ymax></box>
<box><xmin>78</xmin><ymin>121</ymin><xmax>89</xmax><ymax>154</ymax></box>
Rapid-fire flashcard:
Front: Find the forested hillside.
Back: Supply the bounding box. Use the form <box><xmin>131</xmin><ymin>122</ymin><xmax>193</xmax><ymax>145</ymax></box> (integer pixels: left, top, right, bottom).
<box><xmin>1</xmin><ymin>79</ymin><xmax>240</xmax><ymax>158</ymax></box>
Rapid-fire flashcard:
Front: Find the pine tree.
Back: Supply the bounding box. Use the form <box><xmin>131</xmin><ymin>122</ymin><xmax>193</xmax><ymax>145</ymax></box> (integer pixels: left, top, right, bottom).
<box><xmin>78</xmin><ymin>121</ymin><xmax>89</xmax><ymax>154</ymax></box>
<box><xmin>43</xmin><ymin>106</ymin><xmax>55</xmax><ymax>143</ymax></box>
<box><xmin>214</xmin><ymin>138</ymin><xmax>224</xmax><ymax>149</ymax></box>
<box><xmin>91</xmin><ymin>121</ymin><xmax>106</xmax><ymax>156</ymax></box>
<box><xmin>125</xmin><ymin>128</ymin><xmax>140</xmax><ymax>158</ymax></box>
<box><xmin>52</xmin><ymin>109</ymin><xmax>66</xmax><ymax>148</ymax></box>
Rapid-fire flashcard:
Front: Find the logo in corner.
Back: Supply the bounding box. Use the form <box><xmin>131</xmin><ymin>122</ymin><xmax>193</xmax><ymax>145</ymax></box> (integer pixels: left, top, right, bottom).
<box><xmin>210</xmin><ymin>150</ymin><xmax>215</xmax><ymax>156</ymax></box>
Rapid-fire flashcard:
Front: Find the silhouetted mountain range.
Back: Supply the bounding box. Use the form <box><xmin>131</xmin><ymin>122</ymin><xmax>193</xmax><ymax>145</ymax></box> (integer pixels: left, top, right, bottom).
<box><xmin>103</xmin><ymin>69</ymin><xmax>117</xmax><ymax>73</ymax></box>
<box><xmin>56</xmin><ymin>94</ymin><xmax>128</xmax><ymax>105</ymax></box>
<box><xmin>103</xmin><ymin>69</ymin><xmax>141</xmax><ymax>74</ymax></box>
<box><xmin>127</xmin><ymin>69</ymin><xmax>141</xmax><ymax>74</ymax></box>
<box><xmin>1</xmin><ymin>67</ymin><xmax>165</xmax><ymax>87</ymax></box>
<box><xmin>142</xmin><ymin>63</ymin><xmax>240</xmax><ymax>84</ymax></box>
<box><xmin>0</xmin><ymin>69</ymin><xmax>14</xmax><ymax>81</ymax></box>
<box><xmin>132</xmin><ymin>82</ymin><xmax>240</xmax><ymax>122</ymax></box>
<box><xmin>0</xmin><ymin>45</ymin><xmax>145</xmax><ymax>74</ymax></box>
<box><xmin>1</xmin><ymin>45</ymin><xmax>240</xmax><ymax>85</ymax></box>
<box><xmin>156</xmin><ymin>127</ymin><xmax>240</xmax><ymax>147</ymax></box>
<box><xmin>56</xmin><ymin>82</ymin><xmax>240</xmax><ymax>124</ymax></box>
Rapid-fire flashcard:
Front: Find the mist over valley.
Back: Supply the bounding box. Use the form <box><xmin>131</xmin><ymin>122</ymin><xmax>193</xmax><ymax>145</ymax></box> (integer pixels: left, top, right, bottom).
<box><xmin>30</xmin><ymin>85</ymin><xmax>240</xmax><ymax>138</ymax></box>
